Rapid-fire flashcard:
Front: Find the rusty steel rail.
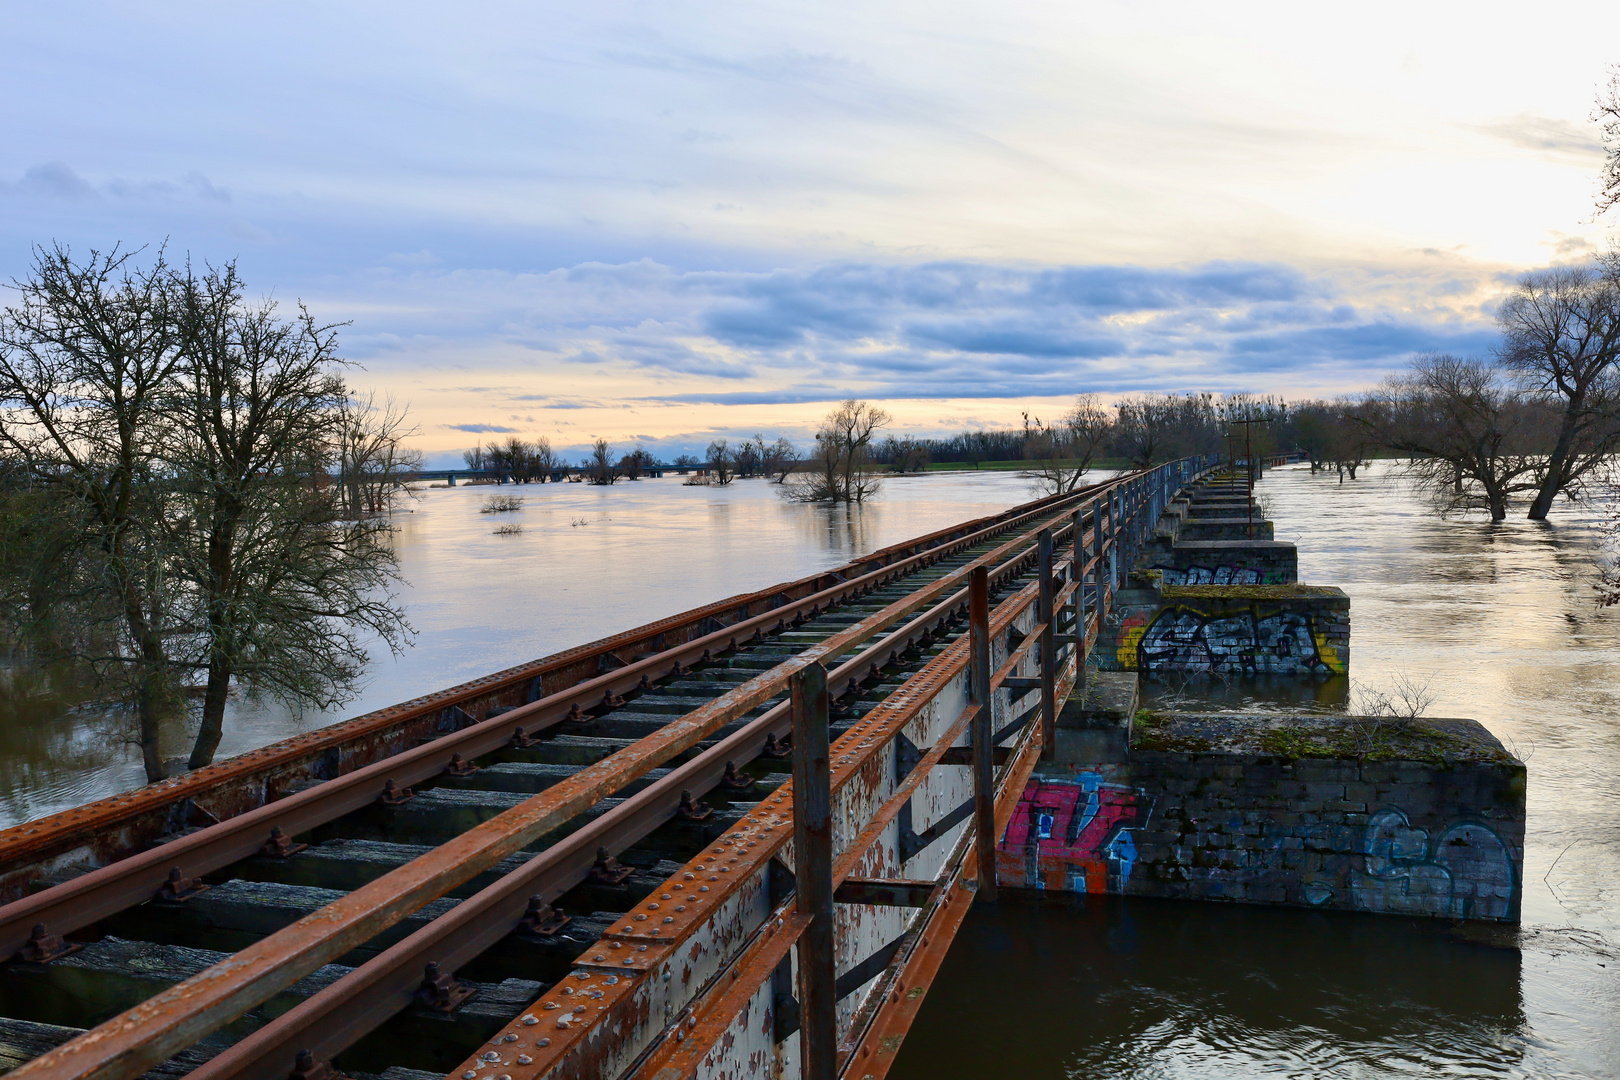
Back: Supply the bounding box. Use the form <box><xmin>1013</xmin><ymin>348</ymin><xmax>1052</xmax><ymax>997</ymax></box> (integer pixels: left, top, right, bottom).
<box><xmin>458</xmin><ymin>525</ymin><xmax>1081</xmax><ymax>1080</ymax></box>
<box><xmin>0</xmin><ymin>479</ymin><xmax>1110</xmax><ymax>899</ymax></box>
<box><xmin>429</xmin><ymin>456</ymin><xmax>1209</xmax><ymax>1080</ymax></box>
<box><xmin>0</xmin><ymin>457</ymin><xmax>1212</xmax><ymax>1080</ymax></box>
<box><xmin>0</xmin><ymin>473</ymin><xmax>1112</xmax><ymax>965</ymax></box>
<box><xmin>165</xmin><ymin>539</ymin><xmax>1049</xmax><ymax>1080</ymax></box>
<box><xmin>2</xmin><ymin>467</ymin><xmax>1174</xmax><ymax>1080</ymax></box>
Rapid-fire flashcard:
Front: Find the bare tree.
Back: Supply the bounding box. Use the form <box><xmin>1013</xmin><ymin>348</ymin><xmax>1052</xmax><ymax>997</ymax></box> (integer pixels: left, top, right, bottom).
<box><xmin>733</xmin><ymin>437</ymin><xmax>761</xmax><ymax>479</ymax></box>
<box><xmin>462</xmin><ymin>444</ymin><xmax>487</xmax><ymax>473</ymax></box>
<box><xmin>785</xmin><ymin>400</ymin><xmax>890</xmax><ymax>502</ymax></box>
<box><xmin>588</xmin><ymin>438</ymin><xmax>619</xmax><ymax>485</ymax></box>
<box><xmin>879</xmin><ymin>434</ymin><xmax>929</xmax><ymax>474</ymax></box>
<box><xmin>336</xmin><ymin>392</ymin><xmax>420</xmax><ymax>516</ymax></box>
<box><xmin>767</xmin><ymin>436</ymin><xmax>800</xmax><ymax>481</ymax></box>
<box><xmin>1289</xmin><ymin>400</ymin><xmax>1332</xmax><ymax>472</ymax></box>
<box><xmin>1360</xmin><ymin>354</ymin><xmax>1547</xmax><ymax>520</ymax></box>
<box><xmin>504</xmin><ymin>437</ymin><xmax>534</xmax><ymax>482</ymax></box>
<box><xmin>0</xmin><ymin>244</ymin><xmax>185</xmax><ymax>780</ymax></box>
<box><xmin>618</xmin><ymin>445</ymin><xmax>656</xmax><ymax>480</ymax></box>
<box><xmin>165</xmin><ymin>262</ymin><xmax>412</xmax><ymax>768</ymax></box>
<box><xmin>1326</xmin><ymin>398</ymin><xmax>1376</xmax><ymax>480</ymax></box>
<box><xmin>1115</xmin><ymin>392</ymin><xmax>1219</xmax><ymax>467</ymax></box>
<box><xmin>531</xmin><ymin>435</ymin><xmax>559</xmax><ymax>480</ymax></box>
<box><xmin>1021</xmin><ymin>394</ymin><xmax>1111</xmax><ymax>494</ymax></box>
<box><xmin>706</xmin><ymin>438</ymin><xmax>734</xmax><ymax>485</ymax></box>
<box><xmin>1596</xmin><ymin>65</ymin><xmax>1620</xmax><ymax>220</ymax></box>
<box><xmin>1498</xmin><ymin>260</ymin><xmax>1620</xmax><ymax>519</ymax></box>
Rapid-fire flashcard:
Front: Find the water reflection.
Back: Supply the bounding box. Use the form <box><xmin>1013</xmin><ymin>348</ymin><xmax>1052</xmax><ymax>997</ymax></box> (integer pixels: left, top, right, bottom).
<box><xmin>892</xmin><ymin>899</ymin><xmax>1528</xmax><ymax>1080</ymax></box>
<box><xmin>0</xmin><ymin>664</ymin><xmax>139</xmax><ymax>825</ymax></box>
<box><xmin>1142</xmin><ymin>672</ymin><xmax>1351</xmax><ymax>713</ymax></box>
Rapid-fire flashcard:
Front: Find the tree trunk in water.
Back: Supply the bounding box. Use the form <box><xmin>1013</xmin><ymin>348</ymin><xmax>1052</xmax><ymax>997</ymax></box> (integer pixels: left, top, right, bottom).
<box><xmin>125</xmin><ymin>598</ymin><xmax>172</xmax><ymax>783</ymax></box>
<box><xmin>138</xmin><ymin>677</ymin><xmax>166</xmax><ymax>783</ymax></box>
<box><xmin>1529</xmin><ymin>406</ymin><xmax>1582</xmax><ymax>521</ymax></box>
<box><xmin>1488</xmin><ymin>484</ymin><xmax>1508</xmax><ymax>522</ymax></box>
<box><xmin>188</xmin><ymin>662</ymin><xmax>232</xmax><ymax>769</ymax></box>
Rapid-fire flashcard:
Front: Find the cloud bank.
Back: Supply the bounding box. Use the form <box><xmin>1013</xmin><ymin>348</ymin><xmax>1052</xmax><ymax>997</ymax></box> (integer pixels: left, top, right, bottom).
<box><xmin>342</xmin><ymin>255</ymin><xmax>1501</xmax><ymax>406</ymax></box>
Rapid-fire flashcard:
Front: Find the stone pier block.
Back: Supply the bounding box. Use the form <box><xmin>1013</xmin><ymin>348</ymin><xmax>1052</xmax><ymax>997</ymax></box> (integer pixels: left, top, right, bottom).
<box><xmin>1101</xmin><ymin>585</ymin><xmax>1349</xmax><ymax>678</ymax></box>
<box><xmin>997</xmin><ymin>712</ymin><xmax>1526</xmax><ymax>923</ymax></box>
<box><xmin>1177</xmin><ymin>516</ymin><xmax>1276</xmax><ymax>542</ymax></box>
<box><xmin>1149</xmin><ymin>539</ymin><xmax>1299</xmax><ymax>586</ymax></box>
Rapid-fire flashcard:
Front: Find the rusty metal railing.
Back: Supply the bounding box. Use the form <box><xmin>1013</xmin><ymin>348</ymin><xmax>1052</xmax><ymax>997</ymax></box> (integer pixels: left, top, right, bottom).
<box><xmin>435</xmin><ymin>456</ymin><xmax>1210</xmax><ymax>1080</ymax></box>
<box><xmin>4</xmin><ymin>461</ymin><xmax>1210</xmax><ymax>1080</ymax></box>
<box><xmin>0</xmin><ymin>476</ymin><xmax>1110</xmax><ymax>903</ymax></box>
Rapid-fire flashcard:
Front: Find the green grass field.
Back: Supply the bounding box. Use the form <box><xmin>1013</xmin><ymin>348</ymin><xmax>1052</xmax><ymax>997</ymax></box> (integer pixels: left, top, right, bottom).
<box><xmin>922</xmin><ymin>458</ymin><xmax>1134</xmax><ymax>473</ymax></box>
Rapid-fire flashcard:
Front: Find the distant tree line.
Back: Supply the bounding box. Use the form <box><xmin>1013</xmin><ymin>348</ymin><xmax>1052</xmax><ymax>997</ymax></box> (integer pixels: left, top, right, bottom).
<box><xmin>463</xmin><ymin>437</ymin><xmax>561</xmax><ymax>482</ymax></box>
<box><xmin>0</xmin><ymin>244</ymin><xmax>415</xmax><ymax>782</ymax></box>
<box><xmin>701</xmin><ymin>434</ymin><xmax>800</xmax><ymax>486</ymax></box>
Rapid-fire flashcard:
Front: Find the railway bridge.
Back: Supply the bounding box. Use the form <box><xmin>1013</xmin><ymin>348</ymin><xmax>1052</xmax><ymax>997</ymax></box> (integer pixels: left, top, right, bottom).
<box><xmin>0</xmin><ymin>459</ymin><xmax>1217</xmax><ymax>1080</ymax></box>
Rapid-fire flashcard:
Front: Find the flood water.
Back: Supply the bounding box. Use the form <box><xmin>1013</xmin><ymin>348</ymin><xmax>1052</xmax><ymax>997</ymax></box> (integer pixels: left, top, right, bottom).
<box><xmin>0</xmin><ymin>469</ymin><xmax>1074</xmax><ymax>825</ymax></box>
<box><xmin>2</xmin><ymin>464</ymin><xmax>1618</xmax><ymax>1076</ymax></box>
<box><xmin>891</xmin><ymin>463</ymin><xmax>1620</xmax><ymax>1080</ymax></box>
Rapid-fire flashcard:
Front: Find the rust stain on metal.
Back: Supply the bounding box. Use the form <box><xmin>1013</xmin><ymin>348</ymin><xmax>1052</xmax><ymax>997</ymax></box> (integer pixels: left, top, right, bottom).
<box><xmin>0</xmin><ymin>490</ymin><xmax>1074</xmax><ymax>897</ymax></box>
<box><xmin>0</xmin><ymin>464</ymin><xmax>1196</xmax><ymax>1080</ymax></box>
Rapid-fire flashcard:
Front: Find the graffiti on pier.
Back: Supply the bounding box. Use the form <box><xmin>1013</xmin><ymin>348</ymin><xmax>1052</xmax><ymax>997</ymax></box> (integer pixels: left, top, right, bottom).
<box><xmin>1347</xmin><ymin>808</ymin><xmax>1515</xmax><ymax>919</ymax></box>
<box><xmin>996</xmin><ymin>772</ymin><xmax>1153</xmax><ymax>893</ymax></box>
<box><xmin>1116</xmin><ymin>604</ymin><xmax>1345</xmax><ymax>676</ymax></box>
<box><xmin>1160</xmin><ymin>565</ymin><xmax>1288</xmax><ymax>586</ymax></box>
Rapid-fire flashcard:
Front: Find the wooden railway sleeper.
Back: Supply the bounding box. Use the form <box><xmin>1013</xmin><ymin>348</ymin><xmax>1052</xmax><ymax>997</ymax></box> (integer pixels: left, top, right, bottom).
<box><xmin>0</xmin><ymin>473</ymin><xmax>1147</xmax><ymax>1080</ymax></box>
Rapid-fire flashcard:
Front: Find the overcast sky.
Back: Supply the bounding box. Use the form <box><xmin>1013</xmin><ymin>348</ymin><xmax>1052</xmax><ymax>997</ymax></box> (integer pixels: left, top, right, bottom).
<box><xmin>3</xmin><ymin>2</ymin><xmax>1617</xmax><ymax>463</ymax></box>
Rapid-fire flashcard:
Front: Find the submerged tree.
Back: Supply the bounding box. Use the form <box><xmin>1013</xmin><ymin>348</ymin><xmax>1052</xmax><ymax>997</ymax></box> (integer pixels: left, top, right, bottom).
<box><xmin>1497</xmin><ymin>260</ymin><xmax>1620</xmax><ymax>519</ymax></box>
<box><xmin>762</xmin><ymin>436</ymin><xmax>799</xmax><ymax>482</ymax></box>
<box><xmin>0</xmin><ymin>244</ymin><xmax>416</xmax><ymax>779</ymax></box>
<box><xmin>785</xmin><ymin>399</ymin><xmax>890</xmax><ymax>503</ymax></box>
<box><xmin>166</xmin><ymin>262</ymin><xmax>412</xmax><ymax>768</ymax></box>
<box><xmin>588</xmin><ymin>438</ymin><xmax>619</xmax><ymax>484</ymax></box>
<box><xmin>706</xmin><ymin>438</ymin><xmax>734</xmax><ymax>485</ymax></box>
<box><xmin>0</xmin><ymin>244</ymin><xmax>186</xmax><ymax>780</ymax></box>
<box><xmin>1360</xmin><ymin>354</ymin><xmax>1547</xmax><ymax>521</ymax></box>
<box><xmin>335</xmin><ymin>392</ymin><xmax>420</xmax><ymax>516</ymax></box>
<box><xmin>1021</xmin><ymin>394</ymin><xmax>1111</xmax><ymax>494</ymax></box>
<box><xmin>1114</xmin><ymin>392</ymin><xmax>1220</xmax><ymax>467</ymax></box>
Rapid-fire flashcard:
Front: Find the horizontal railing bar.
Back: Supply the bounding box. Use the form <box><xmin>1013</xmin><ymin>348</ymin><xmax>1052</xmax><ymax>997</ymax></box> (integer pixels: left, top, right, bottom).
<box><xmin>14</xmin><ymin>475</ymin><xmax>1131</xmax><ymax>1080</ymax></box>
<box><xmin>175</xmin><ymin>549</ymin><xmax>1018</xmax><ymax>1080</ymax></box>
<box><xmin>834</xmin><ymin>879</ymin><xmax>937</xmax><ymax>907</ymax></box>
<box><xmin>0</xmin><ymin>471</ymin><xmax>1122</xmax><ymax>964</ymax></box>
<box><xmin>525</xmin><ymin>457</ymin><xmax>1212</xmax><ymax>1080</ymax></box>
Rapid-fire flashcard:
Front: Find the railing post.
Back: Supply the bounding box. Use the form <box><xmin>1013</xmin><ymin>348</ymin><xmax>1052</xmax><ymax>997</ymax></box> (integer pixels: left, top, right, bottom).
<box><xmin>1109</xmin><ymin>489</ymin><xmax>1120</xmax><ymax>589</ymax></box>
<box><xmin>1094</xmin><ymin>496</ymin><xmax>1106</xmax><ymax>617</ymax></box>
<box><xmin>969</xmin><ymin>566</ymin><xmax>996</xmax><ymax>900</ymax></box>
<box><xmin>790</xmin><ymin>663</ymin><xmax>835</xmax><ymax>1080</ymax></box>
<box><xmin>1037</xmin><ymin>529</ymin><xmax>1055</xmax><ymax>760</ymax></box>
<box><xmin>1072</xmin><ymin>508</ymin><xmax>1087</xmax><ymax>693</ymax></box>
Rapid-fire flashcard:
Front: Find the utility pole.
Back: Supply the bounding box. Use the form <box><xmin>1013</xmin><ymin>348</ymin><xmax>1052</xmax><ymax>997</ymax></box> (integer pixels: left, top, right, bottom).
<box><xmin>1219</xmin><ymin>396</ymin><xmax>1287</xmax><ymax>539</ymax></box>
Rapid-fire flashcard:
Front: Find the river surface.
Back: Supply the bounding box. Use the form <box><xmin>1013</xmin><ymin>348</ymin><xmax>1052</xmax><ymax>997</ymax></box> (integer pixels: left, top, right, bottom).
<box><xmin>0</xmin><ymin>470</ymin><xmax>1073</xmax><ymax>825</ymax></box>
<box><xmin>2</xmin><ymin>464</ymin><xmax>1618</xmax><ymax>1076</ymax></box>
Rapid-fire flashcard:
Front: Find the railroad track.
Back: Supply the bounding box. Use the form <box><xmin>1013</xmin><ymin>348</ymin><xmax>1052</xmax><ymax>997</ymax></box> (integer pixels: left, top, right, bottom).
<box><xmin>0</xmin><ymin>469</ymin><xmax>1181</xmax><ymax>1080</ymax></box>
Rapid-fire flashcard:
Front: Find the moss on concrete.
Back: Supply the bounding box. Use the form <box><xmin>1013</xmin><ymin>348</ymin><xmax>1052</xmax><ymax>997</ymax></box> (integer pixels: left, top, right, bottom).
<box><xmin>1160</xmin><ymin>584</ymin><xmax>1346</xmax><ymax>601</ymax></box>
<box><xmin>1130</xmin><ymin>711</ymin><xmax>1520</xmax><ymax>766</ymax></box>
<box><xmin>1131</xmin><ymin>709</ymin><xmax>1214</xmax><ymax>753</ymax></box>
